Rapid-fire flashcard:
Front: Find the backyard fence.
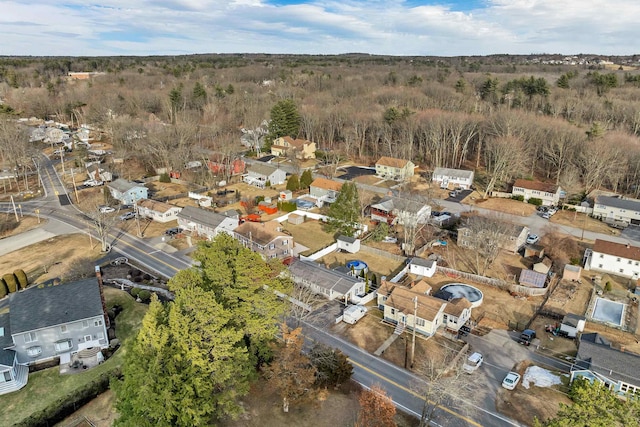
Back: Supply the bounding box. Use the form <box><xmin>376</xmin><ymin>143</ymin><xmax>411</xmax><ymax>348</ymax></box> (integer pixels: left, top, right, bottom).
<box><xmin>436</xmin><ymin>266</ymin><xmax>510</xmax><ymax>289</ymax></box>
<box><xmin>361</xmin><ymin>244</ymin><xmax>408</xmax><ymax>263</ymax></box>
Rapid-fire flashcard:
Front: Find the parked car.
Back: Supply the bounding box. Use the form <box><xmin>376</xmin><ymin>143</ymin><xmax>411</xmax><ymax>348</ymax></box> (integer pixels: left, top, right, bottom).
<box><xmin>463</xmin><ymin>352</ymin><xmax>484</xmax><ymax>374</ymax></box>
<box><xmin>542</xmin><ymin>212</ymin><xmax>551</xmax><ymax>219</ymax></box>
<box><xmin>164</xmin><ymin>227</ymin><xmax>184</xmax><ymax>236</ymax></box>
<box><xmin>119</xmin><ymin>212</ymin><xmax>137</xmax><ymax>221</ymax></box>
<box><xmin>526</xmin><ymin>234</ymin><xmax>539</xmax><ymax>244</ymax></box>
<box><xmin>83</xmin><ymin>179</ymin><xmax>103</xmax><ymax>187</ymax></box>
<box><xmin>99</xmin><ymin>206</ymin><xmax>115</xmax><ymax>214</ymax></box>
<box><xmin>502</xmin><ymin>372</ymin><xmax>521</xmax><ymax>390</ymax></box>
<box><xmin>518</xmin><ymin>329</ymin><xmax>537</xmax><ymax>346</ymax></box>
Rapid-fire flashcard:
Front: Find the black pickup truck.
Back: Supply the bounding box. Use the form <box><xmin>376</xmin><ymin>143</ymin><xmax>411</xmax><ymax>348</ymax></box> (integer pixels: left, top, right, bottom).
<box><xmin>518</xmin><ymin>329</ymin><xmax>537</xmax><ymax>346</ymax></box>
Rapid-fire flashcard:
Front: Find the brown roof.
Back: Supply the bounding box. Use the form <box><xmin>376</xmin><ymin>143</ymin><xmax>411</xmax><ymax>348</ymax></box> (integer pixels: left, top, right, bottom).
<box><xmin>277</xmin><ymin>136</ymin><xmax>313</xmax><ymax>149</ymax></box>
<box><xmin>593</xmin><ymin>239</ymin><xmax>640</xmax><ymax>262</ymax></box>
<box><xmin>386</xmin><ymin>287</ymin><xmax>446</xmax><ymax>321</ymax></box>
<box><xmin>409</xmin><ymin>279</ymin><xmax>432</xmax><ymax>295</ymax></box>
<box><xmin>377</xmin><ymin>156</ymin><xmax>411</xmax><ymax>169</ymax></box>
<box><xmin>513</xmin><ymin>179</ymin><xmax>558</xmax><ymax>193</ymax></box>
<box><xmin>378</xmin><ymin>280</ymin><xmax>396</xmax><ymax>297</ymax></box>
<box><xmin>310</xmin><ymin>177</ymin><xmax>342</xmax><ymax>192</ymax></box>
<box><xmin>444</xmin><ymin>297</ymin><xmax>472</xmax><ymax>317</ymax></box>
<box><xmin>235</xmin><ymin>220</ymin><xmax>291</xmax><ymax>246</ymax></box>
<box><xmin>137</xmin><ymin>198</ymin><xmax>178</xmax><ymax>213</ymax></box>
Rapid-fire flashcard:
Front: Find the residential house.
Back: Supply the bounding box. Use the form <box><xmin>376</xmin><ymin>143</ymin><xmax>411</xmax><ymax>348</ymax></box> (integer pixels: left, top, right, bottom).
<box><xmin>309</xmin><ymin>178</ymin><xmax>342</xmax><ymax>204</ymax></box>
<box><xmin>511</xmin><ymin>179</ymin><xmax>563</xmax><ymax>206</ymax></box>
<box><xmin>518</xmin><ymin>269</ymin><xmax>547</xmax><ymax>288</ymax></box>
<box><xmin>377</xmin><ymin>280</ymin><xmax>447</xmax><ymax>336</ymax></box>
<box><xmin>592</xmin><ymin>195</ymin><xmax>640</xmax><ymax>226</ymax></box>
<box><xmin>234</xmin><ymin>220</ymin><xmax>294</xmax><ymax>260</ymax></box>
<box><xmin>571</xmin><ymin>333</ymin><xmax>640</xmax><ymax>396</ymax></box>
<box><xmin>432</xmin><ymin>167</ymin><xmax>474</xmax><ymax>190</ymax></box>
<box><xmin>177</xmin><ymin>206</ymin><xmax>238</xmax><ymax>240</ymax></box>
<box><xmin>243</xmin><ymin>163</ymin><xmax>287</xmax><ymax>188</ymax></box>
<box><xmin>585</xmin><ymin>239</ymin><xmax>640</xmax><ymax>279</ymax></box>
<box><xmin>136</xmin><ymin>199</ymin><xmax>182</xmax><ymax>223</ymax></box>
<box><xmin>0</xmin><ymin>279</ymin><xmax>109</xmax><ymax>395</ymax></box>
<box><xmin>370</xmin><ymin>196</ymin><xmax>431</xmax><ymax>225</ymax></box>
<box><xmin>271</xmin><ymin>136</ymin><xmax>317</xmax><ymax>159</ymax></box>
<box><xmin>457</xmin><ymin>218</ymin><xmax>529</xmax><ymax>253</ymax></box>
<box><xmin>442</xmin><ymin>298</ymin><xmax>473</xmax><ymax>333</ymax></box>
<box><xmin>409</xmin><ymin>258</ymin><xmax>437</xmax><ymax>278</ymax></box>
<box><xmin>86</xmin><ymin>164</ymin><xmax>112</xmax><ymax>183</ymax></box>
<box><xmin>375</xmin><ymin>157</ymin><xmax>415</xmax><ymax>181</ymax></box>
<box><xmin>288</xmin><ymin>260</ymin><xmax>365</xmax><ymax>302</ymax></box>
<box><xmin>107</xmin><ymin>179</ymin><xmax>148</xmax><ymax>205</ymax></box>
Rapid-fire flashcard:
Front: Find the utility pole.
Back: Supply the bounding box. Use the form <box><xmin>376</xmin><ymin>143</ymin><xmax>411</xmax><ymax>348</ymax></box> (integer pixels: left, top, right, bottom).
<box><xmin>411</xmin><ymin>296</ymin><xmax>418</xmax><ymax>368</ymax></box>
<box><xmin>133</xmin><ymin>200</ymin><xmax>142</xmax><ymax>237</ymax></box>
<box><xmin>60</xmin><ymin>148</ymin><xmax>66</xmax><ymax>175</ymax></box>
<box><xmin>70</xmin><ymin>168</ymin><xmax>80</xmax><ymax>203</ymax></box>
<box><xmin>581</xmin><ymin>211</ymin><xmax>587</xmax><ymax>241</ymax></box>
<box><xmin>10</xmin><ymin>195</ymin><xmax>19</xmax><ymax>222</ymax></box>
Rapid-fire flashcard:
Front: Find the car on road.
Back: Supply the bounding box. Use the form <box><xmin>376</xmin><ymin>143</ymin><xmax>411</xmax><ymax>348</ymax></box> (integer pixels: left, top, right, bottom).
<box><xmin>164</xmin><ymin>227</ymin><xmax>184</xmax><ymax>236</ymax></box>
<box><xmin>119</xmin><ymin>211</ymin><xmax>137</xmax><ymax>221</ymax></box>
<box><xmin>463</xmin><ymin>352</ymin><xmax>484</xmax><ymax>373</ymax></box>
<box><xmin>99</xmin><ymin>206</ymin><xmax>115</xmax><ymax>214</ymax></box>
<box><xmin>526</xmin><ymin>234</ymin><xmax>539</xmax><ymax>244</ymax></box>
<box><xmin>502</xmin><ymin>372</ymin><xmax>521</xmax><ymax>390</ymax></box>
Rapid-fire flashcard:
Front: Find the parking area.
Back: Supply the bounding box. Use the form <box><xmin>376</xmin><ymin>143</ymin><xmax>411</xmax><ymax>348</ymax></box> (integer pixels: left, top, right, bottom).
<box><xmin>445</xmin><ymin>189</ymin><xmax>472</xmax><ymax>202</ymax></box>
<box><xmin>622</xmin><ymin>224</ymin><xmax>640</xmax><ymax>241</ymax></box>
<box><xmin>337</xmin><ymin>166</ymin><xmax>376</xmax><ymax>181</ymax></box>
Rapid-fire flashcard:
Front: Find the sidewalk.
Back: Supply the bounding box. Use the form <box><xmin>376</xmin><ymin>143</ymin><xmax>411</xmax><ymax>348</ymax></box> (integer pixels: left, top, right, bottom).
<box><xmin>0</xmin><ymin>219</ymin><xmax>78</xmax><ymax>255</ymax></box>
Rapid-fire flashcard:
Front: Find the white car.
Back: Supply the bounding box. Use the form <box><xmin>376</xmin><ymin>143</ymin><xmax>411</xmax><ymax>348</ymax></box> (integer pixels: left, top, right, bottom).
<box><xmin>99</xmin><ymin>206</ymin><xmax>115</xmax><ymax>214</ymax></box>
<box><xmin>83</xmin><ymin>179</ymin><xmax>103</xmax><ymax>187</ymax></box>
<box><xmin>526</xmin><ymin>234</ymin><xmax>539</xmax><ymax>244</ymax></box>
<box><xmin>463</xmin><ymin>352</ymin><xmax>484</xmax><ymax>373</ymax></box>
<box><xmin>502</xmin><ymin>372</ymin><xmax>521</xmax><ymax>390</ymax></box>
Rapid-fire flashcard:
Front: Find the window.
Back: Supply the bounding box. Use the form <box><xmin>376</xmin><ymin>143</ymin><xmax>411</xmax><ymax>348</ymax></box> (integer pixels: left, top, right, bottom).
<box><xmin>24</xmin><ymin>332</ymin><xmax>37</xmax><ymax>344</ymax></box>
<box><xmin>390</xmin><ymin>308</ymin><xmax>395</xmax><ymax>315</ymax></box>
<box><xmin>282</xmin><ymin>240</ymin><xmax>288</xmax><ymax>245</ymax></box>
<box><xmin>620</xmin><ymin>269</ymin><xmax>624</xmax><ymax>273</ymax></box>
<box><xmin>629</xmin><ymin>260</ymin><xmax>633</xmax><ymax>265</ymax></box>
<box><xmin>54</xmin><ymin>339</ymin><xmax>73</xmax><ymax>352</ymax></box>
<box><xmin>26</xmin><ymin>346</ymin><xmax>42</xmax><ymax>357</ymax></box>
<box><xmin>443</xmin><ymin>314</ymin><xmax>448</xmax><ymax>323</ymax></box>
<box><xmin>598</xmin><ymin>264</ymin><xmax>603</xmax><ymax>269</ymax></box>
<box><xmin>599</xmin><ymin>254</ymin><xmax>604</xmax><ymax>259</ymax></box>
<box><xmin>84</xmin><ymin>335</ymin><xmax>92</xmax><ymax>342</ymax></box>
<box><xmin>617</xmin><ymin>257</ymin><xmax>621</xmax><ymax>262</ymax></box>
<box><xmin>283</xmin><ymin>250</ymin><xmax>288</xmax><ymax>255</ymax></box>
<box><xmin>269</xmin><ymin>243</ymin><xmax>275</xmax><ymax>250</ymax></box>
<box><xmin>94</xmin><ymin>319</ymin><xmax>103</xmax><ymax>327</ymax></box>
<box><xmin>97</xmin><ymin>332</ymin><xmax>104</xmax><ymax>340</ymax></box>
<box><xmin>2</xmin><ymin>371</ymin><xmax>11</xmax><ymax>382</ymax></box>
<box><xmin>60</xmin><ymin>325</ymin><xmax>68</xmax><ymax>333</ymax></box>
<box><xmin>416</xmin><ymin>318</ymin><xmax>425</xmax><ymax>327</ymax></box>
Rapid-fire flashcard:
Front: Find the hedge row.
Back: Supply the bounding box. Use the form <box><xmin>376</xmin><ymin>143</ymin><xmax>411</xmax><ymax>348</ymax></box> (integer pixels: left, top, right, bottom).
<box><xmin>0</xmin><ymin>269</ymin><xmax>28</xmax><ymax>298</ymax></box>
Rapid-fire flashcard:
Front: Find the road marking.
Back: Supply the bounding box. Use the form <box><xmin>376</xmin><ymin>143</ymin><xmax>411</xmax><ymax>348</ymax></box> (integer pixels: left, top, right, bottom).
<box><xmin>348</xmin><ymin>358</ymin><xmax>483</xmax><ymax>427</ymax></box>
<box><xmin>106</xmin><ymin>235</ymin><xmax>186</xmax><ymax>273</ymax></box>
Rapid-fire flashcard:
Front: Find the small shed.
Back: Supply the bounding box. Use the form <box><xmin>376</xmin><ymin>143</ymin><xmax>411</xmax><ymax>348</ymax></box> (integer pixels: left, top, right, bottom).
<box><xmin>409</xmin><ymin>257</ymin><xmax>437</xmax><ymax>278</ymax></box>
<box><xmin>533</xmin><ymin>257</ymin><xmax>553</xmax><ymax>275</ymax></box>
<box><xmin>337</xmin><ymin>235</ymin><xmax>360</xmax><ymax>253</ymax></box>
<box><xmin>560</xmin><ymin>313</ymin><xmax>586</xmax><ymax>338</ymax></box>
<box><xmin>288</xmin><ymin>213</ymin><xmax>304</xmax><ymax>225</ymax></box>
<box><xmin>280</xmin><ymin>190</ymin><xmax>293</xmax><ymax>201</ymax></box>
<box><xmin>563</xmin><ymin>264</ymin><xmax>582</xmax><ymax>282</ymax></box>
<box><xmin>258</xmin><ymin>201</ymin><xmax>278</xmax><ymax>215</ymax></box>
<box><xmin>343</xmin><ymin>305</ymin><xmax>367</xmax><ymax>324</ymax></box>
<box><xmin>518</xmin><ymin>269</ymin><xmax>547</xmax><ymax>288</ymax></box>
<box><xmin>524</xmin><ymin>244</ymin><xmax>545</xmax><ymax>259</ymax></box>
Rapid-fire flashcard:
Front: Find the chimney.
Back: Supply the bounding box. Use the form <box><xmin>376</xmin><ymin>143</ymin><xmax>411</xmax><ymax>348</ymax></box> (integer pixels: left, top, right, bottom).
<box><xmin>627</xmin><ymin>243</ymin><xmax>630</xmax><ymax>249</ymax></box>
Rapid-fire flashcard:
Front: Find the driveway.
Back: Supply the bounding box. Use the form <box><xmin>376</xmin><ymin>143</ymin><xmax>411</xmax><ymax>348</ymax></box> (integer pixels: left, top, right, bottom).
<box><xmin>621</xmin><ymin>224</ymin><xmax>640</xmax><ymax>241</ymax></box>
<box><xmin>337</xmin><ymin>166</ymin><xmax>376</xmax><ymax>181</ymax></box>
<box><xmin>445</xmin><ymin>189</ymin><xmax>473</xmax><ymax>203</ymax></box>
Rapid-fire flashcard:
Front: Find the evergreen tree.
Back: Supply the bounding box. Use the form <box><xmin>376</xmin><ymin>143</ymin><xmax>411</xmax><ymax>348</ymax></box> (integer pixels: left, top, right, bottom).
<box><xmin>326</xmin><ymin>181</ymin><xmax>361</xmax><ymax>237</ymax></box>
<box><xmin>300</xmin><ymin>169</ymin><xmax>313</xmax><ymax>189</ymax></box>
<box><xmin>267</xmin><ymin>99</ymin><xmax>300</xmax><ymax>145</ymax></box>
<box><xmin>286</xmin><ymin>174</ymin><xmax>300</xmax><ymax>191</ymax></box>
<box><xmin>191</xmin><ymin>82</ymin><xmax>207</xmax><ymax>110</ymax></box>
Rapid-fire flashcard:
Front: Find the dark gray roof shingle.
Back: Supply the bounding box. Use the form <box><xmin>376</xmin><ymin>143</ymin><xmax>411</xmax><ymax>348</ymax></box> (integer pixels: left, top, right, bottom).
<box><xmin>575</xmin><ymin>333</ymin><xmax>640</xmax><ymax>387</ymax></box>
<box><xmin>9</xmin><ymin>279</ymin><xmax>105</xmax><ymax>335</ymax></box>
<box><xmin>595</xmin><ymin>195</ymin><xmax>640</xmax><ymax>212</ymax></box>
<box><xmin>289</xmin><ymin>260</ymin><xmax>362</xmax><ymax>296</ymax></box>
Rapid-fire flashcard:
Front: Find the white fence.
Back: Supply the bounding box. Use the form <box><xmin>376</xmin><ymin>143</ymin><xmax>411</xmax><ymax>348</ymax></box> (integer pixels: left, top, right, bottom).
<box><xmin>300</xmin><ymin>243</ymin><xmax>338</xmax><ymax>261</ymax></box>
<box><xmin>562</xmin><ymin>204</ymin><xmax>593</xmax><ymax>214</ymax></box>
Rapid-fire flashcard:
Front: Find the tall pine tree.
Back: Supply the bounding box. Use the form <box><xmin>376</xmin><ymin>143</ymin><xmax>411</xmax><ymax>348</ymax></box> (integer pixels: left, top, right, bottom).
<box><xmin>267</xmin><ymin>99</ymin><xmax>300</xmax><ymax>146</ymax></box>
<box><xmin>326</xmin><ymin>181</ymin><xmax>361</xmax><ymax>237</ymax></box>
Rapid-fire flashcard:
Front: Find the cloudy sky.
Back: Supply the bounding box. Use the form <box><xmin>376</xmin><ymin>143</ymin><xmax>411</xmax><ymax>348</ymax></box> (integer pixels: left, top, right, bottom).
<box><xmin>2</xmin><ymin>0</ymin><xmax>639</xmax><ymax>57</ymax></box>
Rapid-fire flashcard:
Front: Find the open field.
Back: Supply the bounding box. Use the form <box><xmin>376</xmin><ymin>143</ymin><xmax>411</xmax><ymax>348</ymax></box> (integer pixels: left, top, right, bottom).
<box><xmin>280</xmin><ymin>219</ymin><xmax>335</xmax><ymax>254</ymax></box>
<box><xmin>0</xmin><ymin>288</ymin><xmax>147</xmax><ymax>427</ymax></box>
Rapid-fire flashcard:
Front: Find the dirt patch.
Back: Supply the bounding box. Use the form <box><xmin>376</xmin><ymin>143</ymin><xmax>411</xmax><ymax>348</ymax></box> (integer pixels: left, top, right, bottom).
<box><xmin>466</xmin><ymin>198</ymin><xmax>537</xmax><ymax>217</ymax></box>
<box><xmin>54</xmin><ymin>390</ymin><xmax>117</xmax><ymax>427</ymax></box>
<box><xmin>528</xmin><ymin>316</ymin><xmax>578</xmax><ymax>357</ymax></box>
<box><xmin>550</xmin><ymin>210</ymin><xmax>620</xmax><ymax>236</ymax></box>
<box><xmin>496</xmin><ymin>361</ymin><xmax>572</xmax><ymax>427</ymax></box>
<box><xmin>0</xmin><ymin>215</ymin><xmax>45</xmax><ymax>238</ymax></box>
<box><xmin>543</xmin><ymin>279</ymin><xmax>592</xmax><ymax>316</ymax></box>
<box><xmin>146</xmin><ymin>181</ymin><xmax>189</xmax><ymax>198</ymax></box>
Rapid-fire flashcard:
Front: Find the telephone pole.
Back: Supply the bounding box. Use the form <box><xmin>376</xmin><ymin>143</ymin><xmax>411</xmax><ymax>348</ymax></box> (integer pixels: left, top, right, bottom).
<box><xmin>411</xmin><ymin>296</ymin><xmax>418</xmax><ymax>368</ymax></box>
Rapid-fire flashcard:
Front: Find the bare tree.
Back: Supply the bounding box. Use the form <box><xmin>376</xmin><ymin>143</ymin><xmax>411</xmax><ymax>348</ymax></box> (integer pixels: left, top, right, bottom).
<box><xmin>79</xmin><ymin>196</ymin><xmax>120</xmax><ymax>252</ymax></box>
<box><xmin>413</xmin><ymin>348</ymin><xmax>479</xmax><ymax>427</ymax></box>
<box><xmin>481</xmin><ymin>135</ymin><xmax>526</xmax><ymax>198</ymax></box>
<box><xmin>458</xmin><ymin>214</ymin><xmax>516</xmax><ymax>275</ymax></box>
<box><xmin>287</xmin><ymin>282</ymin><xmax>324</xmax><ymax>326</ymax></box>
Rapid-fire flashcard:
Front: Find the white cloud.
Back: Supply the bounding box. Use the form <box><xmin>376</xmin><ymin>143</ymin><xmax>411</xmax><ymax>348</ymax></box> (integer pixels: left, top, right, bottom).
<box><xmin>1</xmin><ymin>0</ymin><xmax>639</xmax><ymax>56</ymax></box>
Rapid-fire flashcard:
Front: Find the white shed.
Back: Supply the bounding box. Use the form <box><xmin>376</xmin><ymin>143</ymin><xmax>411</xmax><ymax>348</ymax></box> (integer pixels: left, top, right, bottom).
<box><xmin>409</xmin><ymin>257</ymin><xmax>437</xmax><ymax>278</ymax></box>
<box><xmin>560</xmin><ymin>313</ymin><xmax>586</xmax><ymax>338</ymax></box>
<box><xmin>337</xmin><ymin>235</ymin><xmax>360</xmax><ymax>253</ymax></box>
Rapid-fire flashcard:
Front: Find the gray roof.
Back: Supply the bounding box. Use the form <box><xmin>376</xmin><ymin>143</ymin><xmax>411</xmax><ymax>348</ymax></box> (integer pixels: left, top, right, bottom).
<box><xmin>433</xmin><ymin>167</ymin><xmax>474</xmax><ymax>180</ymax></box>
<box><xmin>595</xmin><ymin>196</ymin><xmax>640</xmax><ymax>212</ymax></box>
<box><xmin>575</xmin><ymin>333</ymin><xmax>640</xmax><ymax>387</ymax></box>
<box><xmin>564</xmin><ymin>264</ymin><xmax>581</xmax><ymax>273</ymax></box>
<box><xmin>338</xmin><ymin>235</ymin><xmax>356</xmax><ymax>244</ymax></box>
<box><xmin>9</xmin><ymin>279</ymin><xmax>105</xmax><ymax>335</ymax></box>
<box><xmin>0</xmin><ymin>312</ymin><xmax>12</xmax><ymax>349</ymax></box>
<box><xmin>411</xmin><ymin>257</ymin><xmax>435</xmax><ymax>269</ymax></box>
<box><xmin>0</xmin><ymin>349</ymin><xmax>16</xmax><ymax>369</ymax></box>
<box><xmin>108</xmin><ymin>178</ymin><xmax>144</xmax><ymax>194</ymax></box>
<box><xmin>248</xmin><ymin>163</ymin><xmax>280</xmax><ymax>177</ymax></box>
<box><xmin>562</xmin><ymin>313</ymin><xmax>586</xmax><ymax>328</ymax></box>
<box><xmin>518</xmin><ymin>269</ymin><xmax>547</xmax><ymax>288</ymax></box>
<box><xmin>371</xmin><ymin>196</ymin><xmax>427</xmax><ymax>215</ymax></box>
<box><xmin>289</xmin><ymin>260</ymin><xmax>362</xmax><ymax>296</ymax></box>
<box><xmin>177</xmin><ymin>206</ymin><xmax>232</xmax><ymax>229</ymax></box>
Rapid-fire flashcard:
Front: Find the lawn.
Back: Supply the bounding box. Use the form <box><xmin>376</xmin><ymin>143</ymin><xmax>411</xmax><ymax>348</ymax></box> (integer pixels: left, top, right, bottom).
<box><xmin>280</xmin><ymin>219</ymin><xmax>335</xmax><ymax>254</ymax></box>
<box><xmin>0</xmin><ymin>288</ymin><xmax>147</xmax><ymax>427</ymax></box>
<box><xmin>319</xmin><ymin>248</ymin><xmax>405</xmax><ymax>277</ymax></box>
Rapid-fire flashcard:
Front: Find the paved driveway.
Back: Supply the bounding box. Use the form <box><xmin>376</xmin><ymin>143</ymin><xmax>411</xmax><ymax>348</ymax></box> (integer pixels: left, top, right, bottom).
<box><xmin>337</xmin><ymin>166</ymin><xmax>376</xmax><ymax>181</ymax></box>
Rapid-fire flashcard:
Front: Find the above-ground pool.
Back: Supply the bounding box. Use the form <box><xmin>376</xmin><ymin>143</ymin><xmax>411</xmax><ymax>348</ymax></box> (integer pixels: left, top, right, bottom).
<box><xmin>346</xmin><ymin>260</ymin><xmax>368</xmax><ymax>276</ymax></box>
<box><xmin>441</xmin><ymin>283</ymin><xmax>484</xmax><ymax>308</ymax></box>
<box><xmin>591</xmin><ymin>297</ymin><xmax>625</xmax><ymax>326</ymax></box>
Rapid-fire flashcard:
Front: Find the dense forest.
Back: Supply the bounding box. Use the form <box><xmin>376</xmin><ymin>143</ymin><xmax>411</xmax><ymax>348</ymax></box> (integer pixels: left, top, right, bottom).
<box><xmin>1</xmin><ymin>53</ymin><xmax>640</xmax><ymax>200</ymax></box>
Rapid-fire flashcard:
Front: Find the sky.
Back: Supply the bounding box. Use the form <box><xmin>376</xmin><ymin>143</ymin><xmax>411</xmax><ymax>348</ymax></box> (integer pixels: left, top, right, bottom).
<box><xmin>2</xmin><ymin>0</ymin><xmax>639</xmax><ymax>57</ymax></box>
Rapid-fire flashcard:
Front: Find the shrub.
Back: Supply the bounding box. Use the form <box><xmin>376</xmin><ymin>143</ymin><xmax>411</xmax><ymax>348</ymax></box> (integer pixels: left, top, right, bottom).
<box><xmin>527</xmin><ymin>197</ymin><xmax>543</xmax><ymax>206</ymax></box>
<box><xmin>13</xmin><ymin>269</ymin><xmax>28</xmax><ymax>289</ymax></box>
<box><xmin>604</xmin><ymin>282</ymin><xmax>612</xmax><ymax>292</ymax></box>
<box><xmin>255</xmin><ymin>195</ymin><xmax>265</xmax><ymax>204</ymax></box>
<box><xmin>0</xmin><ymin>279</ymin><xmax>7</xmax><ymax>299</ymax></box>
<box><xmin>159</xmin><ymin>172</ymin><xmax>171</xmax><ymax>183</ymax></box>
<box><xmin>138</xmin><ymin>290</ymin><xmax>152</xmax><ymax>302</ymax></box>
<box><xmin>2</xmin><ymin>273</ymin><xmax>18</xmax><ymax>293</ymax></box>
<box><xmin>278</xmin><ymin>201</ymin><xmax>297</xmax><ymax>212</ymax></box>
<box><xmin>130</xmin><ymin>287</ymin><xmax>140</xmax><ymax>297</ymax></box>
<box><xmin>265</xmin><ymin>180</ymin><xmax>271</xmax><ymax>188</ymax></box>
<box><xmin>142</xmin><ymin>273</ymin><xmax>151</xmax><ymax>281</ymax></box>
<box><xmin>133</xmin><ymin>276</ymin><xmax>142</xmax><ymax>283</ymax></box>
<box><xmin>511</xmin><ymin>195</ymin><xmax>524</xmax><ymax>202</ymax></box>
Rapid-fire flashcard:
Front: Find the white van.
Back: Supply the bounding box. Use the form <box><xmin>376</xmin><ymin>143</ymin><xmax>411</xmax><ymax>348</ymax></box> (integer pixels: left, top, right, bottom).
<box><xmin>463</xmin><ymin>352</ymin><xmax>483</xmax><ymax>373</ymax></box>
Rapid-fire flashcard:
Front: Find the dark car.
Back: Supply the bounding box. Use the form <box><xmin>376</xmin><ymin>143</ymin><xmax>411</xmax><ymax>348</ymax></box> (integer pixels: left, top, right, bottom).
<box><xmin>164</xmin><ymin>227</ymin><xmax>184</xmax><ymax>236</ymax></box>
<box><xmin>517</xmin><ymin>329</ymin><xmax>537</xmax><ymax>346</ymax></box>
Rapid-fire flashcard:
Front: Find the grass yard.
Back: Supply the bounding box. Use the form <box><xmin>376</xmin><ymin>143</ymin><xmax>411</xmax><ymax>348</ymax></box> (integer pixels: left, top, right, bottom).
<box><xmin>0</xmin><ymin>288</ymin><xmax>147</xmax><ymax>427</ymax></box>
<box><xmin>0</xmin><ymin>214</ymin><xmax>45</xmax><ymax>238</ymax></box>
<box><xmin>550</xmin><ymin>210</ymin><xmax>621</xmax><ymax>236</ymax></box>
<box><xmin>319</xmin><ymin>248</ymin><xmax>405</xmax><ymax>277</ymax></box>
<box><xmin>468</xmin><ymin>197</ymin><xmax>537</xmax><ymax>217</ymax></box>
<box><xmin>280</xmin><ymin>219</ymin><xmax>335</xmax><ymax>254</ymax></box>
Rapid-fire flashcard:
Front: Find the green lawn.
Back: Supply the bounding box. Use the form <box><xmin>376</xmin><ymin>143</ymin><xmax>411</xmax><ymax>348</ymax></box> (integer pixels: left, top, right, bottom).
<box><xmin>0</xmin><ymin>287</ymin><xmax>147</xmax><ymax>426</ymax></box>
<box><xmin>280</xmin><ymin>219</ymin><xmax>335</xmax><ymax>254</ymax></box>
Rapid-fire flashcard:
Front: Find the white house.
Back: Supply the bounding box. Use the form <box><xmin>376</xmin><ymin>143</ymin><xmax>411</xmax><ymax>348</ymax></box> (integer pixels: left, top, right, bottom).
<box><xmin>136</xmin><ymin>199</ymin><xmax>182</xmax><ymax>223</ymax></box>
<box><xmin>243</xmin><ymin>163</ymin><xmax>287</xmax><ymax>188</ymax></box>
<box><xmin>288</xmin><ymin>260</ymin><xmax>365</xmax><ymax>302</ymax></box>
<box><xmin>585</xmin><ymin>239</ymin><xmax>640</xmax><ymax>279</ymax></box>
<box><xmin>432</xmin><ymin>167</ymin><xmax>474</xmax><ymax>190</ymax></box>
<box><xmin>592</xmin><ymin>195</ymin><xmax>640</xmax><ymax>226</ymax></box>
<box><xmin>409</xmin><ymin>258</ymin><xmax>437</xmax><ymax>278</ymax></box>
<box><xmin>511</xmin><ymin>179</ymin><xmax>563</xmax><ymax>206</ymax></box>
<box><xmin>370</xmin><ymin>196</ymin><xmax>431</xmax><ymax>225</ymax></box>
<box><xmin>177</xmin><ymin>206</ymin><xmax>239</xmax><ymax>240</ymax></box>
<box><xmin>309</xmin><ymin>177</ymin><xmax>342</xmax><ymax>204</ymax></box>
